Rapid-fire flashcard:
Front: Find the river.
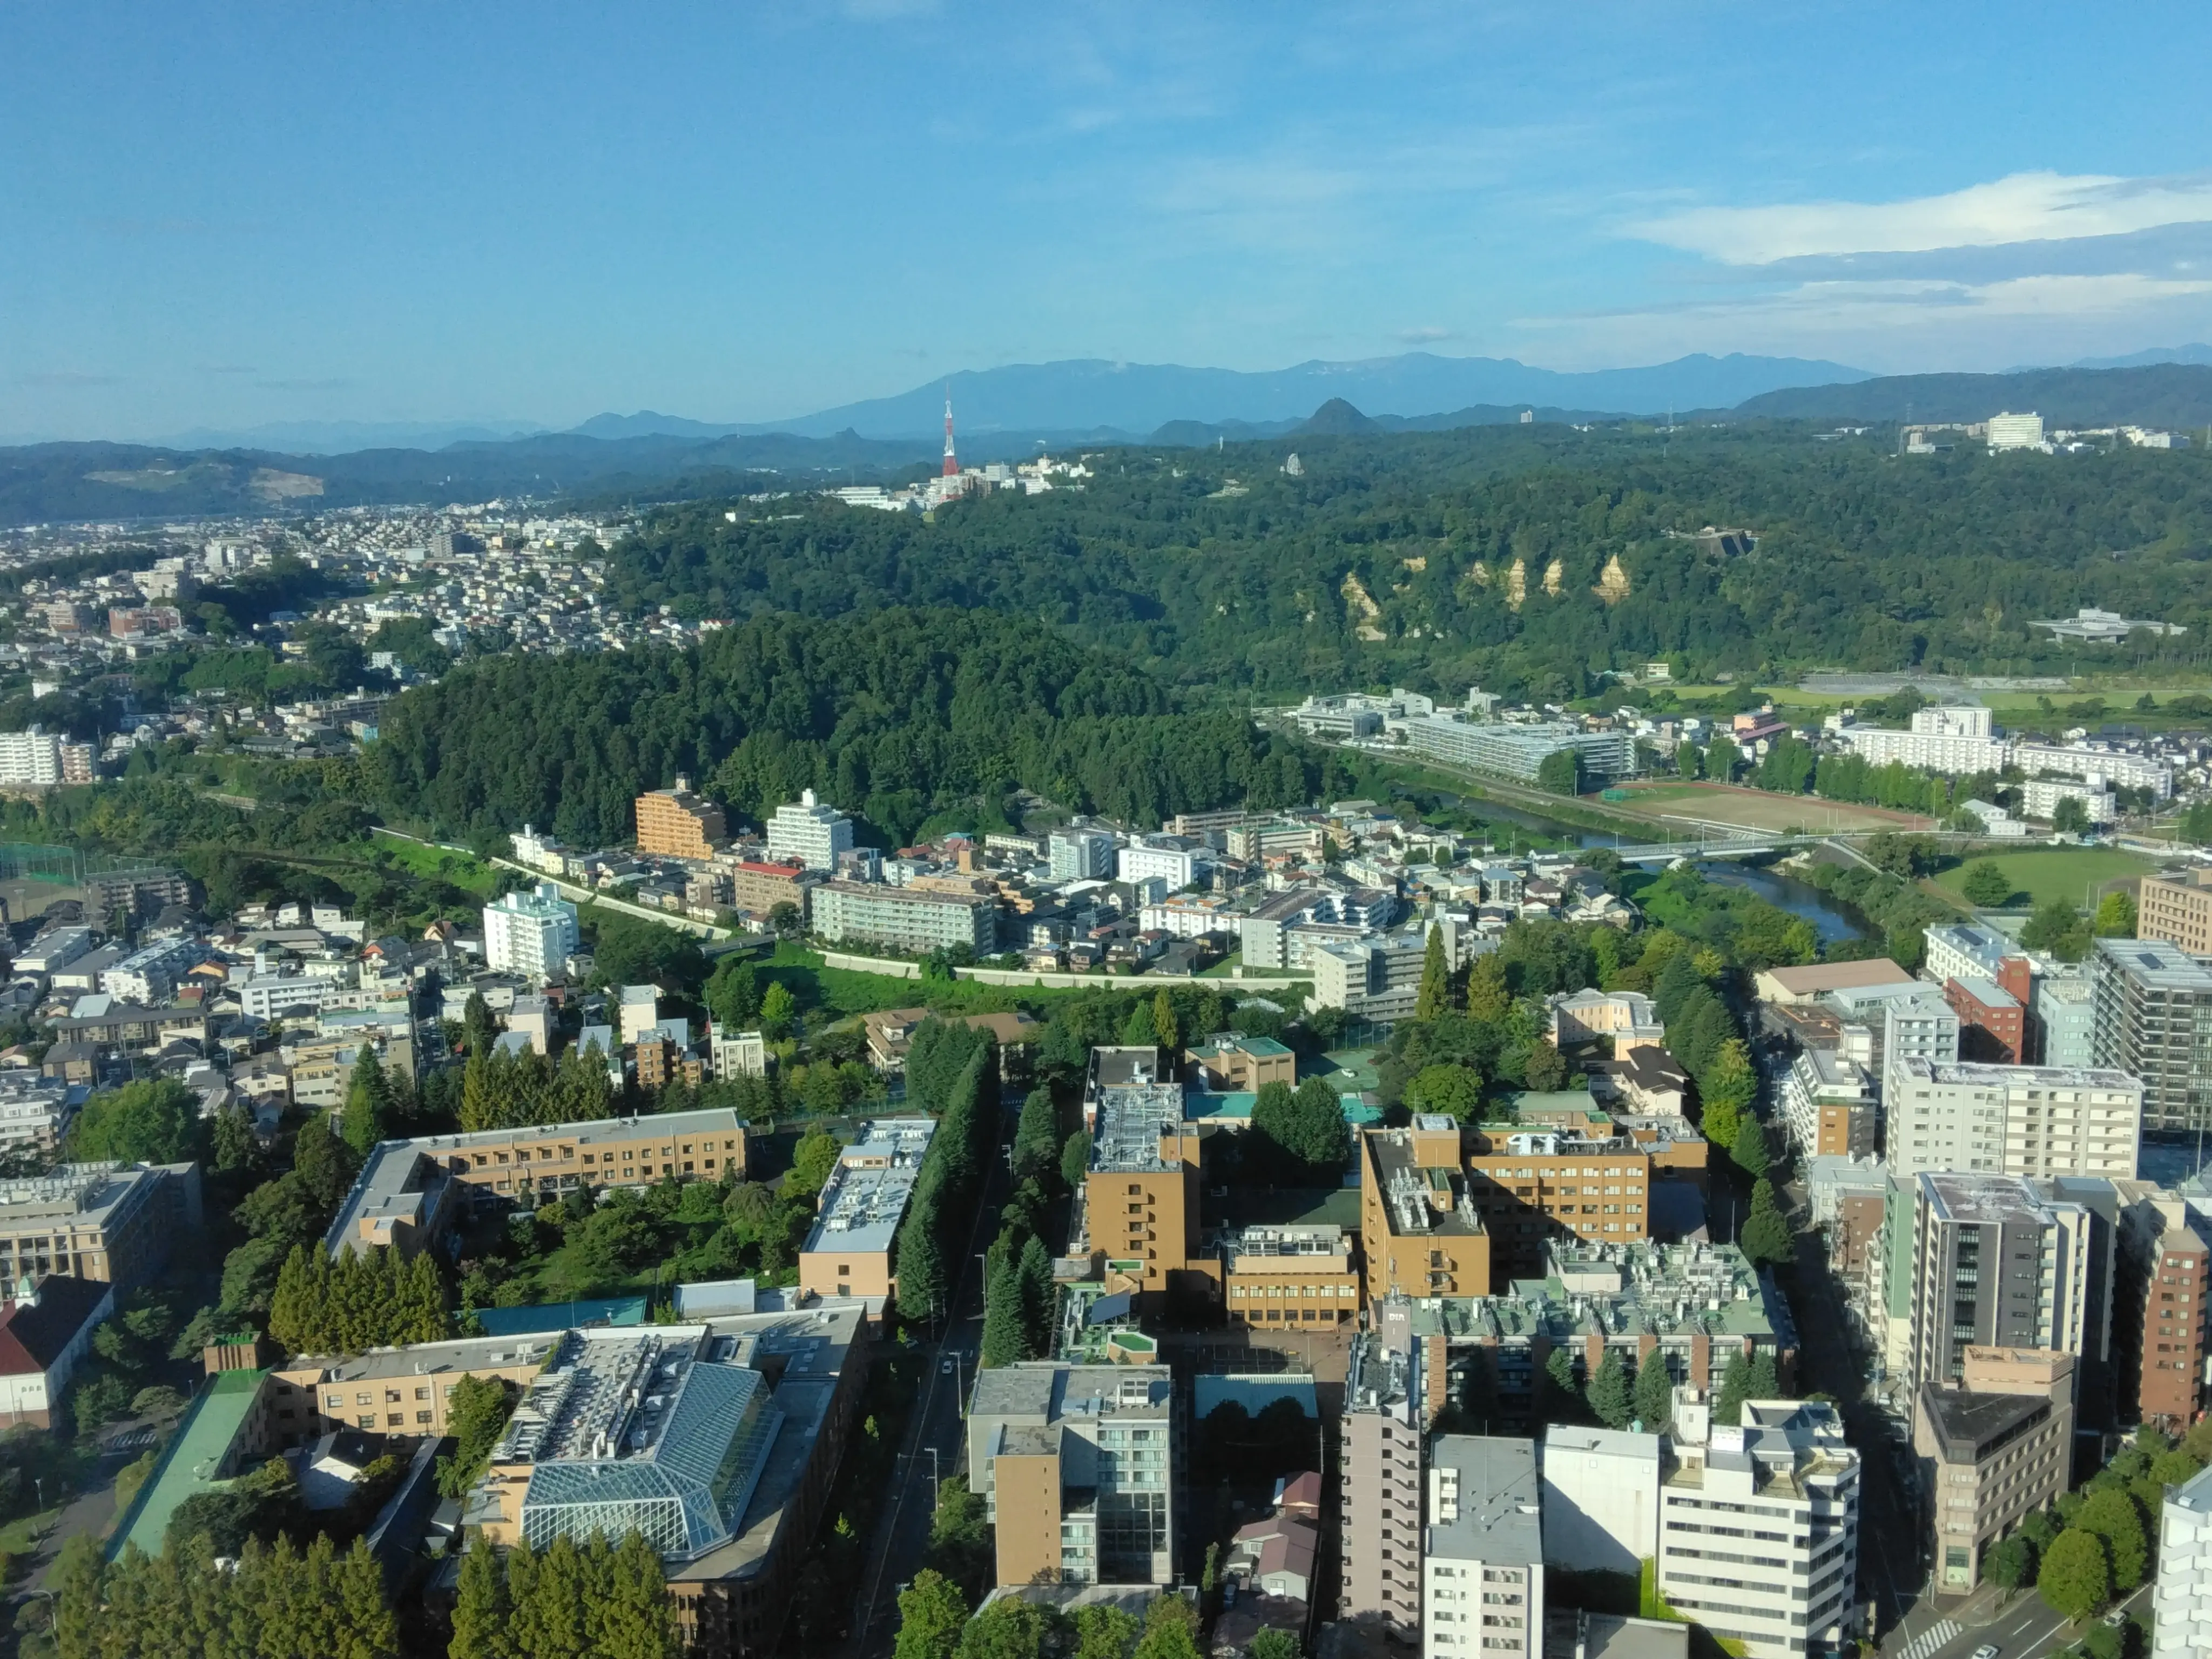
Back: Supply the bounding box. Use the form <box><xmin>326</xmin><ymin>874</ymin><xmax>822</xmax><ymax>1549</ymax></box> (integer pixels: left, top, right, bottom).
<box><xmin>1434</xmin><ymin>792</ymin><xmax>1872</xmax><ymax>945</ymax></box>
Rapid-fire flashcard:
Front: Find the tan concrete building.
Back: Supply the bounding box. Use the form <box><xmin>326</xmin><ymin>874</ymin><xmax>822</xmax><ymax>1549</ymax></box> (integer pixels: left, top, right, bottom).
<box><xmin>635</xmin><ymin>775</ymin><xmax>727</xmax><ymax>861</ymax></box>
<box><xmin>1913</xmin><ymin>1347</ymin><xmax>2075</xmax><ymax>1593</ymax></box>
<box><xmin>797</xmin><ymin>1118</ymin><xmax>936</xmax><ymax>1302</ymax></box>
<box><xmin>2139</xmin><ymin>867</ymin><xmax>2212</xmax><ymax>956</ymax></box>
<box><xmin>1359</xmin><ymin>1122</ymin><xmax>1492</xmax><ymax>1302</ymax></box>
<box><xmin>1081</xmin><ymin>1048</ymin><xmax>1211</xmax><ymax>1313</ymax></box>
<box><xmin>1186</xmin><ymin>1034</ymin><xmax>1297</xmax><ymax>1094</ymax></box>
<box><xmin>0</xmin><ymin>1162</ymin><xmax>200</xmax><ymax>1290</ymax></box>
<box><xmin>1219</xmin><ymin>1224</ymin><xmax>1359</xmax><ymax>1328</ymax></box>
<box><xmin>727</xmin><ymin>859</ymin><xmax>812</xmax><ymax>921</ymax></box>
<box><xmin>267</xmin><ymin>1331</ymin><xmax>556</xmax><ymax>1439</ymax></box>
<box><xmin>326</xmin><ymin>1110</ymin><xmax>747</xmax><ymax>1258</ymax></box>
<box><xmin>1754</xmin><ymin>958</ymin><xmax>1913</xmax><ymax>1005</ymax></box>
<box><xmin>2114</xmin><ymin>1193</ymin><xmax>2211</xmax><ymax>1433</ymax></box>
<box><xmin>968</xmin><ymin>1363</ymin><xmax>1175</xmax><ymax>1587</ymax></box>
<box><xmin>1462</xmin><ymin>1130</ymin><xmax>1653</xmax><ymax>1286</ymax></box>
<box><xmin>1341</xmin><ymin>1319</ymin><xmax>1426</xmax><ymax>1641</ymax></box>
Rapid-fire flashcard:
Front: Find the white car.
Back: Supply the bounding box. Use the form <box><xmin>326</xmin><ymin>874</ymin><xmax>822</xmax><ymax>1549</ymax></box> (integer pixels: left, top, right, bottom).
<box><xmin>1969</xmin><ymin>1645</ymin><xmax>1999</xmax><ymax>1659</ymax></box>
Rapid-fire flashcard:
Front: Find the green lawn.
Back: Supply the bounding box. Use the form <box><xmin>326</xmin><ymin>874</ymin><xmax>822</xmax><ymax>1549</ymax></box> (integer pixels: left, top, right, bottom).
<box><xmin>1933</xmin><ymin>846</ymin><xmax>2162</xmax><ymax>911</ymax></box>
<box><xmin>369</xmin><ymin>831</ymin><xmax>501</xmax><ymax>898</ymax></box>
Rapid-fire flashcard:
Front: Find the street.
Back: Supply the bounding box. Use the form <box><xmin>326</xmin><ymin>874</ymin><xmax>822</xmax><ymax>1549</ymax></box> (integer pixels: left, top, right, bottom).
<box><xmin>1884</xmin><ymin>1583</ymin><xmax>2148</xmax><ymax>1659</ymax></box>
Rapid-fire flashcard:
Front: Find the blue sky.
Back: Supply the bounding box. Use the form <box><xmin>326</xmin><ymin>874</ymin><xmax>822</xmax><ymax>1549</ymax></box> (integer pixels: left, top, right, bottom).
<box><xmin>5</xmin><ymin>1</ymin><xmax>2211</xmax><ymax>439</ymax></box>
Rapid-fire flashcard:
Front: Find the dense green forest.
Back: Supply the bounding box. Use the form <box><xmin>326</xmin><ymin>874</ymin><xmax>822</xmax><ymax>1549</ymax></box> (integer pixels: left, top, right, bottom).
<box><xmin>604</xmin><ymin>425</ymin><xmax>2212</xmax><ymax>701</ymax></box>
<box><xmin>364</xmin><ymin>607</ymin><xmax>1330</xmax><ymax>844</ymax></box>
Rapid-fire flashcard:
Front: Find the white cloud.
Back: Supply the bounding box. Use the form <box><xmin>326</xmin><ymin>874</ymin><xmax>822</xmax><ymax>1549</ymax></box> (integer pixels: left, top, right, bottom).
<box><xmin>1629</xmin><ymin>171</ymin><xmax>2212</xmax><ymax>265</ymax></box>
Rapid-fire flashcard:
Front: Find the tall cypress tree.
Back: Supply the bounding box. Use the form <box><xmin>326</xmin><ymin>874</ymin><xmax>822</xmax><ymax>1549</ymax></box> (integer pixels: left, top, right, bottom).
<box><xmin>1631</xmin><ymin>1354</ymin><xmax>1675</xmax><ymax>1433</ymax></box>
<box><xmin>1714</xmin><ymin>1350</ymin><xmax>1753</xmax><ymax>1427</ymax></box>
<box><xmin>450</xmin><ymin>1531</ymin><xmax>511</xmax><ymax>1659</ymax></box>
<box><xmin>1586</xmin><ymin>1348</ymin><xmax>1633</xmax><ymax>1429</ymax></box>
<box><xmin>1017</xmin><ymin>1235</ymin><xmax>1057</xmax><ymax>1357</ymax></box>
<box><xmin>1415</xmin><ymin>924</ymin><xmax>1449</xmax><ymax>1021</ymax></box>
<box><xmin>980</xmin><ymin>1240</ymin><xmax>1030</xmax><ymax>1367</ymax></box>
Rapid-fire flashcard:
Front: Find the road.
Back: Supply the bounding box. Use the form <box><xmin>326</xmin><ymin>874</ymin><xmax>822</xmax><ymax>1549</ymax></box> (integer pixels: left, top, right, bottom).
<box><xmin>845</xmin><ymin>1088</ymin><xmax>1016</xmax><ymax>1659</ymax></box>
<box><xmin>1884</xmin><ymin>1583</ymin><xmax>2148</xmax><ymax>1659</ymax></box>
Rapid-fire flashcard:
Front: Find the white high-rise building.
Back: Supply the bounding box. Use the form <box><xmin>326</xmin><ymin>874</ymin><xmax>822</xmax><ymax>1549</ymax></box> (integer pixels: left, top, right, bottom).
<box><xmin>766</xmin><ymin>788</ymin><xmax>853</xmax><ymax>871</ymax></box>
<box><xmin>1655</xmin><ymin>1401</ymin><xmax>1860</xmax><ymax>1659</ymax></box>
<box><xmin>1423</xmin><ymin>1435</ymin><xmax>1545</xmax><ymax>1659</ymax></box>
<box><xmin>1116</xmin><ymin>838</ymin><xmax>1200</xmax><ymax>890</ymax></box>
<box><xmin>1987</xmin><ymin>411</ymin><xmax>2046</xmax><ymax>451</ymax></box>
<box><xmin>2154</xmin><ymin>1462</ymin><xmax>2212</xmax><ymax>1658</ymax></box>
<box><xmin>482</xmin><ymin>882</ymin><xmax>579</xmax><ymax>981</ymax></box>
<box><xmin>1048</xmin><ymin>829</ymin><xmax>1116</xmax><ymax>882</ymax></box>
<box><xmin>1886</xmin><ymin>1057</ymin><xmax>2142</xmax><ymax>1182</ymax></box>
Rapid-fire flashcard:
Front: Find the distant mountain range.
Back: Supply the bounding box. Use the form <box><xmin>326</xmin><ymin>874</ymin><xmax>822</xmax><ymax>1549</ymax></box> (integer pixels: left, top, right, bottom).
<box><xmin>5</xmin><ymin>351</ymin><xmax>2210</xmax><ymax>528</ymax></box>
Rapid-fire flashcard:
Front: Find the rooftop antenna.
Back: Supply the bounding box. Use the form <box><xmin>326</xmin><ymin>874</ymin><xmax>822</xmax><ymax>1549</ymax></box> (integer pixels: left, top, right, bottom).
<box><xmin>942</xmin><ymin>386</ymin><xmax>957</xmax><ymax>478</ymax></box>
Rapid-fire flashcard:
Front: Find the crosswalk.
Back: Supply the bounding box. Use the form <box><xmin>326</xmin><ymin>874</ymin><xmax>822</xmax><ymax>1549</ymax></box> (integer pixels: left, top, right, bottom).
<box><xmin>1890</xmin><ymin>1617</ymin><xmax>1960</xmax><ymax>1659</ymax></box>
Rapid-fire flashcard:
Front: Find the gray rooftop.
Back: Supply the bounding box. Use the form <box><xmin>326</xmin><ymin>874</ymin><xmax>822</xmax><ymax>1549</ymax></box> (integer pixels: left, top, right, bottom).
<box><xmin>970</xmin><ymin>1362</ymin><xmax>1172</xmax><ymax>1424</ymax></box>
<box><xmin>1425</xmin><ymin>1435</ymin><xmax>1543</xmax><ymax>1566</ymax></box>
<box><xmin>801</xmin><ymin>1118</ymin><xmax>936</xmax><ymax>1257</ymax></box>
<box><xmin>2095</xmin><ymin>936</ymin><xmax>2212</xmax><ymax>990</ymax></box>
<box><xmin>1920</xmin><ymin>1170</ymin><xmax>2056</xmax><ymax>1226</ymax></box>
<box><xmin>1901</xmin><ymin>1056</ymin><xmax>2140</xmax><ymax>1091</ymax></box>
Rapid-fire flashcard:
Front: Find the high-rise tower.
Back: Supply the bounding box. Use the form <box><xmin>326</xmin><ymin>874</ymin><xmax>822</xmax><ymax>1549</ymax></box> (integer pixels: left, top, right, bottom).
<box><xmin>942</xmin><ymin>389</ymin><xmax>957</xmax><ymax>476</ymax></box>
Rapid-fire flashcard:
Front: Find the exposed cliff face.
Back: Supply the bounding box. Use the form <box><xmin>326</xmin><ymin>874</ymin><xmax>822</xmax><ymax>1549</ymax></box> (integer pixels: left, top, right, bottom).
<box><xmin>1595</xmin><ymin>553</ymin><xmax>1631</xmax><ymax>603</ymax></box>
<box><xmin>1506</xmin><ymin>557</ymin><xmax>1528</xmax><ymax>611</ymax></box>
<box><xmin>1341</xmin><ymin>571</ymin><xmax>1387</xmax><ymax>640</ymax></box>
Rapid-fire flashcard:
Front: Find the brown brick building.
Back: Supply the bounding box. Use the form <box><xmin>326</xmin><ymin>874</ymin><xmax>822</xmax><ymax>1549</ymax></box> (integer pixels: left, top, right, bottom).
<box><xmin>728</xmin><ymin>859</ymin><xmax>811</xmax><ymax>921</ymax></box>
<box><xmin>2115</xmin><ymin>1193</ymin><xmax>2210</xmax><ymax>1432</ymax></box>
<box><xmin>635</xmin><ymin>775</ymin><xmax>727</xmax><ymax>861</ymax></box>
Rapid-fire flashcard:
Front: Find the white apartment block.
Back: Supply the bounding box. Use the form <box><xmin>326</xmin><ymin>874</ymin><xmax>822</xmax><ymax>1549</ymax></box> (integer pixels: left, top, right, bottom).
<box><xmin>1921</xmin><ymin>923</ymin><xmax>2018</xmax><ymax>988</ymax></box>
<box><xmin>1047</xmin><ymin>830</ymin><xmax>1116</xmax><ymax>882</ymax></box>
<box><xmin>1424</xmin><ymin>1435</ymin><xmax>1545</xmax><ymax>1659</ymax></box>
<box><xmin>1538</xmin><ymin>1426</ymin><xmax>1661</xmax><ymax>1576</ymax></box>
<box><xmin>1986</xmin><ymin>412</ymin><xmax>2046</xmax><ymax>451</ymax></box>
<box><xmin>1656</xmin><ymin>1402</ymin><xmax>1860</xmax><ymax>1659</ymax></box>
<box><xmin>2154</xmin><ymin>1462</ymin><xmax>2212</xmax><ymax>1659</ymax></box>
<box><xmin>0</xmin><ymin>729</ymin><xmax>92</xmax><ymax>788</ymax></box>
<box><xmin>765</xmin><ymin>789</ymin><xmax>853</xmax><ymax>871</ymax></box>
<box><xmin>1886</xmin><ymin>1057</ymin><xmax>2141</xmax><ymax>1182</ymax></box>
<box><xmin>1881</xmin><ymin>990</ymin><xmax>1961</xmax><ymax>1103</ymax></box>
<box><xmin>1116</xmin><ymin>839</ymin><xmax>1200</xmax><ymax>890</ymax></box>
<box><xmin>482</xmin><ymin>882</ymin><xmax>580</xmax><ymax>980</ymax></box>
<box><xmin>98</xmin><ymin>938</ymin><xmax>200</xmax><ymax>1004</ymax></box>
<box><xmin>2012</xmin><ymin>743</ymin><xmax>2171</xmax><ymax>799</ymax></box>
<box><xmin>2020</xmin><ymin>777</ymin><xmax>2116</xmax><ymax>825</ymax></box>
<box><xmin>1839</xmin><ymin>705</ymin><xmax>2005</xmax><ymax>775</ymax></box>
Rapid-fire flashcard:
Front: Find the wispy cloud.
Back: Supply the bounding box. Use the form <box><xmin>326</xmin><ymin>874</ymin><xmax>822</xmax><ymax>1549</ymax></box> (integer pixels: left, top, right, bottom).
<box><xmin>1398</xmin><ymin>326</ymin><xmax>1456</xmax><ymax>343</ymax></box>
<box><xmin>198</xmin><ymin>363</ymin><xmax>259</xmax><ymax>375</ymax></box>
<box><xmin>20</xmin><ymin>370</ymin><xmax>122</xmax><ymax>388</ymax></box>
<box><xmin>256</xmin><ymin>377</ymin><xmax>352</xmax><ymax>393</ymax></box>
<box><xmin>1628</xmin><ymin>170</ymin><xmax>2212</xmax><ymax>265</ymax></box>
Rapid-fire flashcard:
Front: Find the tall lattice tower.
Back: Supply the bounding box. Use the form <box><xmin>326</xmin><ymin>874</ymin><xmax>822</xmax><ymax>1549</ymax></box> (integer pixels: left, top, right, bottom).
<box><xmin>942</xmin><ymin>388</ymin><xmax>958</xmax><ymax>476</ymax></box>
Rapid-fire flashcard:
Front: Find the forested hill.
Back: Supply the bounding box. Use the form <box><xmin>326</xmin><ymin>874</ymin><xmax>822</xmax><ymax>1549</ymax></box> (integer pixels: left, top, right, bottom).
<box><xmin>1735</xmin><ymin>363</ymin><xmax>2212</xmax><ymax>427</ymax></box>
<box><xmin>603</xmin><ymin>424</ymin><xmax>2212</xmax><ymax>703</ymax></box>
<box><xmin>364</xmin><ymin>608</ymin><xmax>1328</xmax><ymax>846</ymax></box>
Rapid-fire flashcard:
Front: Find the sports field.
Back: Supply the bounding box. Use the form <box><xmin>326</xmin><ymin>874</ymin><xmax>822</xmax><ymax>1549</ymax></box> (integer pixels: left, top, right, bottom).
<box><xmin>1597</xmin><ymin>780</ymin><xmax>1925</xmax><ymax>835</ymax></box>
<box><xmin>1931</xmin><ymin>846</ymin><xmax>2162</xmax><ymax>911</ymax></box>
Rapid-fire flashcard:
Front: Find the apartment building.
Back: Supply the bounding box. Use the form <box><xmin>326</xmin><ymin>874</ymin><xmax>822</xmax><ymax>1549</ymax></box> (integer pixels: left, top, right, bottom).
<box><xmin>1313</xmin><ymin>933</ymin><xmax>1430</xmax><ymax>1020</ymax></box>
<box><xmin>483</xmin><ymin>882</ymin><xmax>580</xmax><ymax>980</ymax></box>
<box><xmin>2113</xmin><ymin>1193</ymin><xmax>2210</xmax><ymax>1433</ymax></box>
<box><xmin>0</xmin><ymin>728</ymin><xmax>93</xmax><ymax>788</ymax></box>
<box><xmin>1778</xmin><ymin>1049</ymin><xmax>1876</xmax><ymax>1160</ymax></box>
<box><xmin>99</xmin><ymin>936</ymin><xmax>199</xmax><ymax>1004</ymax></box>
<box><xmin>1341</xmin><ymin>1327</ymin><xmax>1427</xmax><ymax>1640</ymax></box>
<box><xmin>1655</xmin><ymin>1401</ymin><xmax>1860</xmax><ymax>1659</ymax></box>
<box><xmin>1422</xmin><ymin>1435</ymin><xmax>1545</xmax><ymax>1659</ymax></box>
<box><xmin>968</xmin><ymin>1364</ymin><xmax>1175</xmax><ymax>1587</ymax></box>
<box><xmin>1360</xmin><ymin>1122</ymin><xmax>1492</xmax><ymax>1301</ymax></box>
<box><xmin>1538</xmin><ymin>1425</ymin><xmax>1662</xmax><ymax>1576</ymax></box>
<box><xmin>1115</xmin><ymin>838</ymin><xmax>1202</xmax><ymax>890</ymax></box>
<box><xmin>2092</xmin><ymin>938</ymin><xmax>2212</xmax><ymax>1134</ymax></box>
<box><xmin>1924</xmin><ymin>924</ymin><xmax>2026</xmax><ymax>990</ymax></box>
<box><xmin>765</xmin><ymin>790</ymin><xmax>853</xmax><ymax>871</ymax></box>
<box><xmin>324</xmin><ymin>1110</ymin><xmax>747</xmax><ymax>1259</ymax></box>
<box><xmin>0</xmin><ymin>1074</ymin><xmax>86</xmax><ymax>1152</ymax></box>
<box><xmin>727</xmin><ymin>859</ymin><xmax>812</xmax><ymax>922</ymax></box>
<box><xmin>2139</xmin><ymin>867</ymin><xmax>2212</xmax><ymax>955</ymax></box>
<box><xmin>1908</xmin><ymin>1173</ymin><xmax>2098</xmax><ymax>1389</ymax></box>
<box><xmin>809</xmin><ymin>880</ymin><xmax>996</xmax><ymax>955</ymax></box>
<box><xmin>2030</xmin><ymin>972</ymin><xmax>2096</xmax><ymax>1068</ymax></box>
<box><xmin>710</xmin><ymin>1025</ymin><xmax>768</xmax><ymax>1081</ymax></box>
<box><xmin>1945</xmin><ymin>976</ymin><xmax>2026</xmax><ymax>1064</ymax></box>
<box><xmin>2153</xmin><ymin>1463</ymin><xmax>2212</xmax><ymax>1659</ymax></box>
<box><xmin>0</xmin><ymin>1162</ymin><xmax>199</xmax><ymax>1290</ymax></box>
<box><xmin>1837</xmin><ymin>704</ymin><xmax>2005</xmax><ymax>774</ymax></box>
<box><xmin>1403</xmin><ymin>716</ymin><xmax>1634</xmax><ymax>783</ymax></box>
<box><xmin>1462</xmin><ymin>1129</ymin><xmax>1653</xmax><ymax>1284</ymax></box>
<box><xmin>1082</xmin><ymin>1047</ymin><xmax>1206</xmax><ymax>1311</ymax></box>
<box><xmin>635</xmin><ymin>775</ymin><xmax>727</xmax><ymax>861</ymax></box>
<box><xmin>1880</xmin><ymin>990</ymin><xmax>1963</xmax><ymax>1102</ymax></box>
<box><xmin>1218</xmin><ymin>1224</ymin><xmax>1359</xmax><ymax>1329</ymax></box>
<box><xmin>1046</xmin><ymin>828</ymin><xmax>1116</xmax><ymax>881</ymax></box>
<box><xmin>797</xmin><ymin>1118</ymin><xmax>936</xmax><ymax>1301</ymax></box>
<box><xmin>1886</xmin><ymin>1057</ymin><xmax>2142</xmax><ymax>1182</ymax></box>
<box><xmin>1912</xmin><ymin>1347</ymin><xmax>2075</xmax><ymax>1593</ymax></box>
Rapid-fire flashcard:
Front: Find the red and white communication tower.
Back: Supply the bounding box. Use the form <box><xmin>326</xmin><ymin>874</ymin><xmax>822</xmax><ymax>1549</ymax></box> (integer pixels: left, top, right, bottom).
<box><xmin>941</xmin><ymin>388</ymin><xmax>959</xmax><ymax>476</ymax></box>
